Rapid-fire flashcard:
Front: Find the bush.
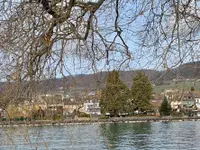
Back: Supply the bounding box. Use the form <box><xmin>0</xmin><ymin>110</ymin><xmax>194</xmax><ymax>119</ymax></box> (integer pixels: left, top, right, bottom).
<box><xmin>1</xmin><ymin>118</ymin><xmax>6</xmax><ymax>121</ymax></box>
<box><xmin>19</xmin><ymin>116</ymin><xmax>24</xmax><ymax>121</ymax></box>
<box><xmin>99</xmin><ymin>115</ymin><xmax>109</xmax><ymax>119</ymax></box>
<box><xmin>54</xmin><ymin>114</ymin><xmax>62</xmax><ymax>120</ymax></box>
<box><xmin>78</xmin><ymin>112</ymin><xmax>90</xmax><ymax>118</ymax></box>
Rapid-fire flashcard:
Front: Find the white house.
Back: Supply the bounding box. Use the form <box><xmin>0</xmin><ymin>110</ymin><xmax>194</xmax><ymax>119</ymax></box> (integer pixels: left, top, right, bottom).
<box><xmin>171</xmin><ymin>101</ymin><xmax>181</xmax><ymax>112</ymax></box>
<box><xmin>83</xmin><ymin>100</ymin><xmax>101</xmax><ymax>116</ymax></box>
<box><xmin>193</xmin><ymin>93</ymin><xmax>200</xmax><ymax>109</ymax></box>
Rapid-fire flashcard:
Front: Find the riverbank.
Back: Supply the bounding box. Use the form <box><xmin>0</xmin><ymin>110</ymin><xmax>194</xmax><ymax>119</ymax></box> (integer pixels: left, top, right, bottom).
<box><xmin>0</xmin><ymin>116</ymin><xmax>200</xmax><ymax>127</ymax></box>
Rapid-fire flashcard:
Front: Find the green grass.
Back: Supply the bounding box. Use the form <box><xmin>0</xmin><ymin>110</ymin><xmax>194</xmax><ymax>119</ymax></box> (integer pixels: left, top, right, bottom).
<box><xmin>153</xmin><ymin>81</ymin><xmax>200</xmax><ymax>93</ymax></box>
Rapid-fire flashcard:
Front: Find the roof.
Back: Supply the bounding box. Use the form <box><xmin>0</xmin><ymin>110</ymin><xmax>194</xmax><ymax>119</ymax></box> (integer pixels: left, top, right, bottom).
<box><xmin>63</xmin><ymin>98</ymin><xmax>79</xmax><ymax>105</ymax></box>
<box><xmin>151</xmin><ymin>94</ymin><xmax>163</xmax><ymax>101</ymax></box>
<box><xmin>192</xmin><ymin>92</ymin><xmax>200</xmax><ymax>98</ymax></box>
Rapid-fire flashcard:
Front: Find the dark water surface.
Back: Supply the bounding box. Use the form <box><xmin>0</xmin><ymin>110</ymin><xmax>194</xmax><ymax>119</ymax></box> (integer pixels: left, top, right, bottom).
<box><xmin>0</xmin><ymin>121</ymin><xmax>200</xmax><ymax>150</ymax></box>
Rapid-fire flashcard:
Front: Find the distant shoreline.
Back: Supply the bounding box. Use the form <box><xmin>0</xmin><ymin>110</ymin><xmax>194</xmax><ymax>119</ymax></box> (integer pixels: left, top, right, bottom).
<box><xmin>0</xmin><ymin>116</ymin><xmax>199</xmax><ymax>127</ymax></box>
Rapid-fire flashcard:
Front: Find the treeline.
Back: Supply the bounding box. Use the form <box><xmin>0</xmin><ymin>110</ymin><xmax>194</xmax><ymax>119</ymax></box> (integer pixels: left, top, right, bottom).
<box><xmin>100</xmin><ymin>70</ymin><xmax>153</xmax><ymax>116</ymax></box>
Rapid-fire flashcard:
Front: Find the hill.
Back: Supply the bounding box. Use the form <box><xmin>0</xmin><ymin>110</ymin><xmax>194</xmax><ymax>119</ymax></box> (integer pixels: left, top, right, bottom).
<box><xmin>37</xmin><ymin>61</ymin><xmax>200</xmax><ymax>93</ymax></box>
<box><xmin>3</xmin><ymin>62</ymin><xmax>200</xmax><ymax>94</ymax></box>
<box><xmin>37</xmin><ymin>69</ymin><xmax>161</xmax><ymax>93</ymax></box>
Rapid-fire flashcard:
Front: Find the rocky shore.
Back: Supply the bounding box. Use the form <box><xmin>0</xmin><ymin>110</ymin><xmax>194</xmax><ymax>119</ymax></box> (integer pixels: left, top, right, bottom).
<box><xmin>0</xmin><ymin>116</ymin><xmax>200</xmax><ymax>127</ymax></box>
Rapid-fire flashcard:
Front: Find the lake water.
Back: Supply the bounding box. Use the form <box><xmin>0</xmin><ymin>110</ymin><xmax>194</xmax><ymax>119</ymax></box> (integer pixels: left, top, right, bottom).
<box><xmin>0</xmin><ymin>121</ymin><xmax>200</xmax><ymax>150</ymax></box>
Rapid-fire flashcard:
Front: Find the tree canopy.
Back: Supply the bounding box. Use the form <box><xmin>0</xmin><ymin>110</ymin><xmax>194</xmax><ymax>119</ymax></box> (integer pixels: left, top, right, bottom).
<box><xmin>100</xmin><ymin>70</ymin><xmax>130</xmax><ymax>116</ymax></box>
<box><xmin>0</xmin><ymin>0</ymin><xmax>199</xmax><ymax>81</ymax></box>
<box><xmin>159</xmin><ymin>96</ymin><xmax>172</xmax><ymax>116</ymax></box>
<box><xmin>0</xmin><ymin>0</ymin><xmax>199</xmax><ymax>100</ymax></box>
<box><xmin>191</xmin><ymin>86</ymin><xmax>195</xmax><ymax>91</ymax></box>
<box><xmin>130</xmin><ymin>71</ymin><xmax>152</xmax><ymax>112</ymax></box>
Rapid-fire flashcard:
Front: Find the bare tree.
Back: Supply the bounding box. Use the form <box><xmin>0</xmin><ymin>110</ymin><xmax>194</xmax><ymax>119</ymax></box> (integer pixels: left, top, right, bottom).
<box><xmin>0</xmin><ymin>0</ymin><xmax>200</xmax><ymax>110</ymax></box>
<box><xmin>0</xmin><ymin>0</ymin><xmax>132</xmax><ymax>81</ymax></box>
<box><xmin>138</xmin><ymin>0</ymin><xmax>200</xmax><ymax>68</ymax></box>
<box><xmin>1</xmin><ymin>0</ymin><xmax>200</xmax><ymax>149</ymax></box>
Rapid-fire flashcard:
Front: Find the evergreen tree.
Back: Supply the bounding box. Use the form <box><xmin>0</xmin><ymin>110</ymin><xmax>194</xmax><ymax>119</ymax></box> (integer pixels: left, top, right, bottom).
<box><xmin>159</xmin><ymin>96</ymin><xmax>171</xmax><ymax>116</ymax></box>
<box><xmin>130</xmin><ymin>71</ymin><xmax>152</xmax><ymax>112</ymax></box>
<box><xmin>191</xmin><ymin>86</ymin><xmax>195</xmax><ymax>91</ymax></box>
<box><xmin>100</xmin><ymin>70</ymin><xmax>130</xmax><ymax>116</ymax></box>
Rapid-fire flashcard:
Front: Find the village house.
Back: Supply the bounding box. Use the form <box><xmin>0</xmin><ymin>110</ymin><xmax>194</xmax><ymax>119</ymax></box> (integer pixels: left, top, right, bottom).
<box><xmin>158</xmin><ymin>89</ymin><xmax>200</xmax><ymax>116</ymax></box>
<box><xmin>83</xmin><ymin>100</ymin><xmax>101</xmax><ymax>116</ymax></box>
<box><xmin>171</xmin><ymin>101</ymin><xmax>181</xmax><ymax>112</ymax></box>
<box><xmin>150</xmin><ymin>94</ymin><xmax>163</xmax><ymax>116</ymax></box>
<box><xmin>159</xmin><ymin>88</ymin><xmax>181</xmax><ymax>112</ymax></box>
<box><xmin>63</xmin><ymin>98</ymin><xmax>81</xmax><ymax>116</ymax></box>
<box><xmin>168</xmin><ymin>92</ymin><xmax>181</xmax><ymax>112</ymax></box>
<box><xmin>192</xmin><ymin>92</ymin><xmax>200</xmax><ymax>116</ymax></box>
<box><xmin>180</xmin><ymin>91</ymin><xmax>195</xmax><ymax>110</ymax></box>
<box><xmin>38</xmin><ymin>94</ymin><xmax>63</xmax><ymax>107</ymax></box>
<box><xmin>82</xmin><ymin>91</ymin><xmax>101</xmax><ymax>116</ymax></box>
<box><xmin>193</xmin><ymin>92</ymin><xmax>200</xmax><ymax>109</ymax></box>
<box><xmin>38</xmin><ymin>94</ymin><xmax>64</xmax><ymax>119</ymax></box>
<box><xmin>162</xmin><ymin>88</ymin><xmax>179</xmax><ymax>101</ymax></box>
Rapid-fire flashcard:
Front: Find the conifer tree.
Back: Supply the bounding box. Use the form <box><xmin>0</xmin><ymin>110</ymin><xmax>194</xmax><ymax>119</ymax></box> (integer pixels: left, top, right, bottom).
<box><xmin>191</xmin><ymin>86</ymin><xmax>195</xmax><ymax>91</ymax></box>
<box><xmin>159</xmin><ymin>96</ymin><xmax>172</xmax><ymax>116</ymax></box>
<box><xmin>130</xmin><ymin>71</ymin><xmax>152</xmax><ymax>112</ymax></box>
<box><xmin>100</xmin><ymin>70</ymin><xmax>130</xmax><ymax>116</ymax></box>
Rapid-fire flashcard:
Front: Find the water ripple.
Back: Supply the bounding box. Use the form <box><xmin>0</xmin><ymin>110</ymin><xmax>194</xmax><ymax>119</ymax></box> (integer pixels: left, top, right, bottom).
<box><xmin>0</xmin><ymin>121</ymin><xmax>200</xmax><ymax>149</ymax></box>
